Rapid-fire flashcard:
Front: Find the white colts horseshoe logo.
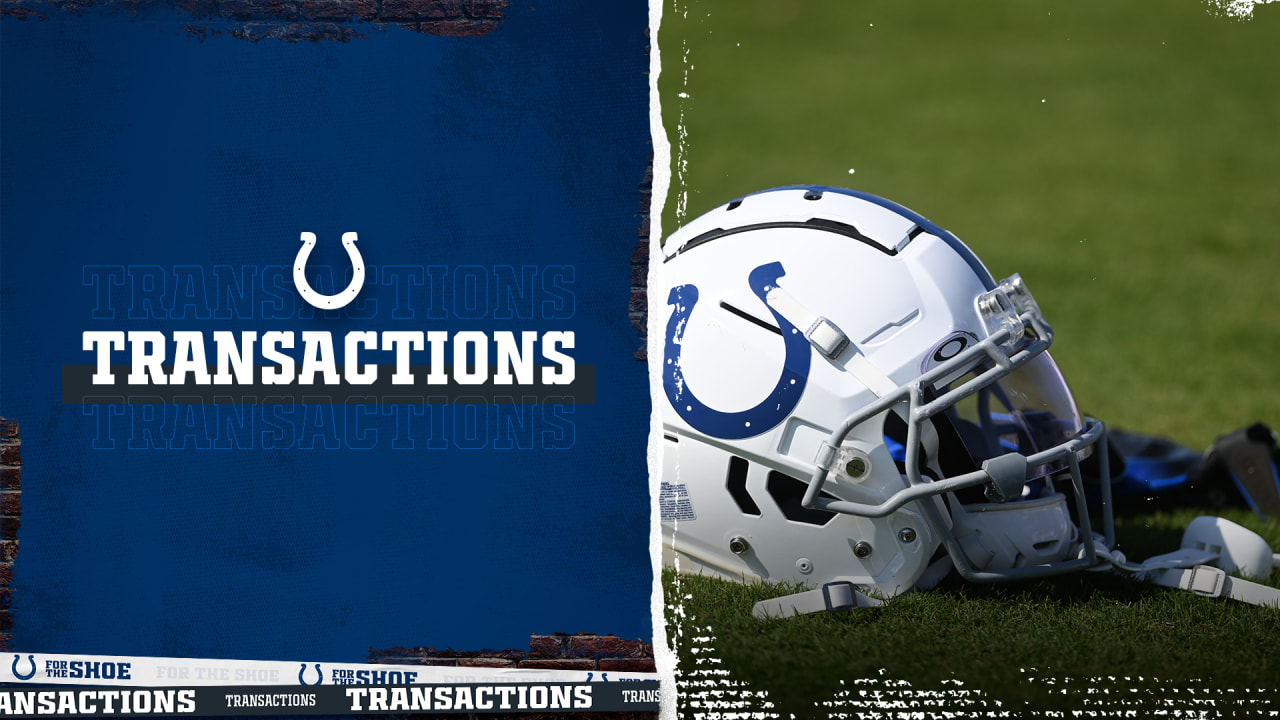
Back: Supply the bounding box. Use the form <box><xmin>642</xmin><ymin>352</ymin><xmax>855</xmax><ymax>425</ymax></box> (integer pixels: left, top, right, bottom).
<box><xmin>294</xmin><ymin>232</ymin><xmax>365</xmax><ymax>310</ymax></box>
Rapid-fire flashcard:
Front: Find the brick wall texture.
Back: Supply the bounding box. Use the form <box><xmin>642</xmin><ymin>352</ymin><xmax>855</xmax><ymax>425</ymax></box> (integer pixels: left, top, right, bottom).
<box><xmin>371</xmin><ymin>633</ymin><xmax>657</xmax><ymax>720</ymax></box>
<box><xmin>630</xmin><ymin>157</ymin><xmax>652</xmax><ymax>362</ymax></box>
<box><xmin>0</xmin><ymin>419</ymin><xmax>20</xmax><ymax>651</ymax></box>
<box><xmin>370</xmin><ymin>632</ymin><xmax>656</xmax><ymax>674</ymax></box>
<box><xmin>0</xmin><ymin>0</ymin><xmax>509</xmax><ymax>41</ymax></box>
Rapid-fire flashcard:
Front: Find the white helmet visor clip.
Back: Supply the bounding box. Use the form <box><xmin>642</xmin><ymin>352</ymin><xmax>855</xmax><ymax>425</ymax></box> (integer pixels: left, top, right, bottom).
<box><xmin>803</xmin><ymin>274</ymin><xmax>1116</xmax><ymax>583</ymax></box>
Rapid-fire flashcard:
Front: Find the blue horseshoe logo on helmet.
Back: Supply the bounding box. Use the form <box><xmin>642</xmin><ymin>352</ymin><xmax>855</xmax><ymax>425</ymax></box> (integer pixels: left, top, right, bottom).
<box><xmin>12</xmin><ymin>654</ymin><xmax>36</xmax><ymax>681</ymax></box>
<box><xmin>664</xmin><ymin>261</ymin><xmax>811</xmax><ymax>439</ymax></box>
<box><xmin>298</xmin><ymin>663</ymin><xmax>323</xmax><ymax>685</ymax></box>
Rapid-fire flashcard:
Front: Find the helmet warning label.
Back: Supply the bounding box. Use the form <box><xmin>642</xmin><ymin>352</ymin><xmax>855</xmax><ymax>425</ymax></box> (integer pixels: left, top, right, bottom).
<box><xmin>659</xmin><ymin>482</ymin><xmax>697</xmax><ymax>521</ymax></box>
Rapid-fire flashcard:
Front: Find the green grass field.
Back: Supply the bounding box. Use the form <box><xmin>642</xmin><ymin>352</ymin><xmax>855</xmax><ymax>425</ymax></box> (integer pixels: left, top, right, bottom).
<box><xmin>664</xmin><ymin>508</ymin><xmax>1280</xmax><ymax>715</ymax></box>
<box><xmin>657</xmin><ymin>0</ymin><xmax>1280</xmax><ymax>714</ymax></box>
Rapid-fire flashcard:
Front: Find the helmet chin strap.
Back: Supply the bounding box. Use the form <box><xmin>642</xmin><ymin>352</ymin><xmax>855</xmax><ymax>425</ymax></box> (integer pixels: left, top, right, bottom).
<box><xmin>915</xmin><ymin>428</ymin><xmax>1279</xmax><ymax>607</ymax></box>
<box><xmin>753</xmin><ymin>581</ymin><xmax>884</xmax><ymax>619</ymax></box>
<box><xmin>753</xmin><ymin>516</ymin><xmax>1278</xmax><ymax>619</ymax></box>
<box><xmin>1087</xmin><ymin>516</ymin><xmax>1280</xmax><ymax>608</ymax></box>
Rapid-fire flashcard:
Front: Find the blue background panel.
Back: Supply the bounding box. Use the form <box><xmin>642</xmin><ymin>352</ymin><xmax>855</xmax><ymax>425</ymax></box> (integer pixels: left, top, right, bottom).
<box><xmin>1</xmin><ymin>2</ymin><xmax>652</xmax><ymax>659</ymax></box>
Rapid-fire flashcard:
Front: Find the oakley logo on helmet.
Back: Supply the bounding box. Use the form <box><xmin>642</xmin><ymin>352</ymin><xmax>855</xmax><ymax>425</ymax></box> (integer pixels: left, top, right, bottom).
<box><xmin>923</xmin><ymin>331</ymin><xmax>979</xmax><ymax>374</ymax></box>
<box><xmin>663</xmin><ymin>261</ymin><xmax>810</xmax><ymax>440</ymax></box>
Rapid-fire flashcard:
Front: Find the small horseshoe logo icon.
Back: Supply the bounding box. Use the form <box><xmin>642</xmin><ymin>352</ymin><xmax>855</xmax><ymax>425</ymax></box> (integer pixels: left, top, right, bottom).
<box><xmin>294</xmin><ymin>232</ymin><xmax>365</xmax><ymax>310</ymax></box>
<box><xmin>298</xmin><ymin>663</ymin><xmax>323</xmax><ymax>685</ymax></box>
<box><xmin>664</xmin><ymin>261</ymin><xmax>811</xmax><ymax>439</ymax></box>
<box><xmin>12</xmin><ymin>654</ymin><xmax>36</xmax><ymax>681</ymax></box>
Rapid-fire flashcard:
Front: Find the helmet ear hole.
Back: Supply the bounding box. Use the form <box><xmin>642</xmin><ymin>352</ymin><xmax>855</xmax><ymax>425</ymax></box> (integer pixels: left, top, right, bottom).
<box><xmin>766</xmin><ymin>472</ymin><xmax>837</xmax><ymax>526</ymax></box>
<box><xmin>726</xmin><ymin>456</ymin><xmax>762</xmax><ymax>516</ymax></box>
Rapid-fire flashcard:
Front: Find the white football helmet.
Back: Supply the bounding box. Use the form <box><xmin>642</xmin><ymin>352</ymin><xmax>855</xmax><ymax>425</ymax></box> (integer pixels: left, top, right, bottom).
<box><xmin>659</xmin><ymin>186</ymin><xmax>1116</xmax><ymax>617</ymax></box>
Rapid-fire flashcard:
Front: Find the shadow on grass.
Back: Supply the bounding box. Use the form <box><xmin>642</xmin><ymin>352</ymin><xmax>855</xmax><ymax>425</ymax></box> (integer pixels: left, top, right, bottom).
<box><xmin>926</xmin><ymin>567</ymin><xmax>1170</xmax><ymax>608</ymax></box>
<box><xmin>663</xmin><ymin>511</ymin><xmax>1280</xmax><ymax>717</ymax></box>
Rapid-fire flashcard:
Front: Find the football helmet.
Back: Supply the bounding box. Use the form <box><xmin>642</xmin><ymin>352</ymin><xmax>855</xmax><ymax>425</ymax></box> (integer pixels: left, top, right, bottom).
<box><xmin>659</xmin><ymin>186</ymin><xmax>1117</xmax><ymax>617</ymax></box>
